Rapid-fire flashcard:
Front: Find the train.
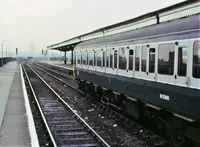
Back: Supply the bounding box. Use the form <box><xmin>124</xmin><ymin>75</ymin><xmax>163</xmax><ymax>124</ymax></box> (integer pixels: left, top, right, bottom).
<box><xmin>73</xmin><ymin>13</ymin><xmax>200</xmax><ymax>146</ymax></box>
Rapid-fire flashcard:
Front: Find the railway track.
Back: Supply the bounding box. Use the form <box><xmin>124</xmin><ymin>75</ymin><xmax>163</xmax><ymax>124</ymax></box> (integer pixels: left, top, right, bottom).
<box><xmin>22</xmin><ymin>64</ymin><xmax>111</xmax><ymax>147</ymax></box>
<box><xmin>31</xmin><ymin>62</ymin><xmax>173</xmax><ymax>147</ymax></box>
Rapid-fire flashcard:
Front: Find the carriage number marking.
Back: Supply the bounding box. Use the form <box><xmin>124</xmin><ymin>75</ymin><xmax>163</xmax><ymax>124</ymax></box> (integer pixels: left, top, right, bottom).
<box><xmin>160</xmin><ymin>94</ymin><xmax>169</xmax><ymax>101</ymax></box>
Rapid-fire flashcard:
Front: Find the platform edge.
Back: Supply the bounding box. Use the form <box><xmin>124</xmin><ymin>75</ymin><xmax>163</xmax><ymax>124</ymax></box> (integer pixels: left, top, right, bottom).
<box><xmin>20</xmin><ymin>64</ymin><xmax>40</xmax><ymax>147</ymax></box>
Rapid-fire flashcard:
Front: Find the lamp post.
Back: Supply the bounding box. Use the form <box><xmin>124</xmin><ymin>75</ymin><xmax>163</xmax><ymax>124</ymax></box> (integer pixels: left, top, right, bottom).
<box><xmin>2</xmin><ymin>40</ymin><xmax>8</xmax><ymax>66</ymax></box>
<box><xmin>6</xmin><ymin>44</ymin><xmax>12</xmax><ymax>63</ymax></box>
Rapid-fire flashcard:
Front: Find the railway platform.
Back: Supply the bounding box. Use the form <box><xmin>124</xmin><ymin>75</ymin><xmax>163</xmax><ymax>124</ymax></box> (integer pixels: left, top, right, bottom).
<box><xmin>0</xmin><ymin>61</ymin><xmax>38</xmax><ymax>146</ymax></box>
<box><xmin>39</xmin><ymin>60</ymin><xmax>73</xmax><ymax>71</ymax></box>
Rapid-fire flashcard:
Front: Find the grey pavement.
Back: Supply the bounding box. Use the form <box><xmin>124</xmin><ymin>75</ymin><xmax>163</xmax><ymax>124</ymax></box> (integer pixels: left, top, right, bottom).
<box><xmin>0</xmin><ymin>62</ymin><xmax>17</xmax><ymax>129</ymax></box>
<box><xmin>40</xmin><ymin>60</ymin><xmax>73</xmax><ymax>70</ymax></box>
<box><xmin>0</xmin><ymin>62</ymin><xmax>31</xmax><ymax>146</ymax></box>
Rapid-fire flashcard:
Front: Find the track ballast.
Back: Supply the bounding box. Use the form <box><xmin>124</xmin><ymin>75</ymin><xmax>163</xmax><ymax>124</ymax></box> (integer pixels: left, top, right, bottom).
<box><xmin>22</xmin><ymin>64</ymin><xmax>110</xmax><ymax>147</ymax></box>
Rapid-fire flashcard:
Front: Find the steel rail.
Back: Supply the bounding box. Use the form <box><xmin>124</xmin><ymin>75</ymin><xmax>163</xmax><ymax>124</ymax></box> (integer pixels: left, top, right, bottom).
<box><xmin>27</xmin><ymin>64</ymin><xmax>111</xmax><ymax>147</ymax></box>
<box><xmin>22</xmin><ymin>64</ymin><xmax>58</xmax><ymax>147</ymax></box>
<box><xmin>33</xmin><ymin>63</ymin><xmax>83</xmax><ymax>94</ymax></box>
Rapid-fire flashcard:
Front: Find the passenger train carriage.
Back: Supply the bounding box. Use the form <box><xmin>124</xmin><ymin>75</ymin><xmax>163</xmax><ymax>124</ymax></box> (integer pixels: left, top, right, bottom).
<box><xmin>74</xmin><ymin>12</ymin><xmax>200</xmax><ymax>146</ymax></box>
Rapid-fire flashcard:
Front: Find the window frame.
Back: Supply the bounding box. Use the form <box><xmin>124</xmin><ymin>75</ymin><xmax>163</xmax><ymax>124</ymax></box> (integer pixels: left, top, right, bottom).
<box><xmin>158</xmin><ymin>43</ymin><xmax>175</xmax><ymax>76</ymax></box>
<box><xmin>192</xmin><ymin>41</ymin><xmax>200</xmax><ymax>79</ymax></box>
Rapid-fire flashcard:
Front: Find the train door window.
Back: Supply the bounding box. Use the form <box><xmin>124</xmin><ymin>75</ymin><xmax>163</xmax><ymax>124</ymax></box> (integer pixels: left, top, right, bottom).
<box><xmin>119</xmin><ymin>48</ymin><xmax>127</xmax><ymax>70</ymax></box>
<box><xmin>89</xmin><ymin>51</ymin><xmax>93</xmax><ymax>66</ymax></box>
<box><xmin>114</xmin><ymin>50</ymin><xmax>118</xmax><ymax>69</ymax></box>
<box><xmin>149</xmin><ymin>48</ymin><xmax>155</xmax><ymax>73</ymax></box>
<box><xmin>193</xmin><ymin>41</ymin><xmax>200</xmax><ymax>78</ymax></box>
<box><xmin>141</xmin><ymin>46</ymin><xmax>147</xmax><ymax>72</ymax></box>
<box><xmin>178</xmin><ymin>47</ymin><xmax>187</xmax><ymax>76</ymax></box>
<box><xmin>158</xmin><ymin>43</ymin><xmax>175</xmax><ymax>75</ymax></box>
<box><xmin>110</xmin><ymin>49</ymin><xmax>113</xmax><ymax>68</ymax></box>
<box><xmin>94</xmin><ymin>51</ymin><xmax>96</xmax><ymax>66</ymax></box>
<box><xmin>129</xmin><ymin>49</ymin><xmax>134</xmax><ymax>70</ymax></box>
<box><xmin>106</xmin><ymin>49</ymin><xmax>109</xmax><ymax>68</ymax></box>
<box><xmin>103</xmin><ymin>50</ymin><xmax>105</xmax><ymax>68</ymax></box>
<box><xmin>135</xmin><ymin>46</ymin><xmax>140</xmax><ymax>71</ymax></box>
<box><xmin>97</xmin><ymin>50</ymin><xmax>101</xmax><ymax>67</ymax></box>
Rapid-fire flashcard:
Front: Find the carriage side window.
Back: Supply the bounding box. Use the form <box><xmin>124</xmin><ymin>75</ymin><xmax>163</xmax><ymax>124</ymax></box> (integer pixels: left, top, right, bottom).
<box><xmin>94</xmin><ymin>51</ymin><xmax>96</xmax><ymax>66</ymax></box>
<box><xmin>106</xmin><ymin>49</ymin><xmax>110</xmax><ymax>68</ymax></box>
<box><xmin>135</xmin><ymin>46</ymin><xmax>140</xmax><ymax>71</ymax></box>
<box><xmin>97</xmin><ymin>50</ymin><xmax>102</xmax><ymax>67</ymax></box>
<box><xmin>158</xmin><ymin>43</ymin><xmax>175</xmax><ymax>75</ymax></box>
<box><xmin>149</xmin><ymin>48</ymin><xmax>155</xmax><ymax>73</ymax></box>
<box><xmin>129</xmin><ymin>49</ymin><xmax>134</xmax><ymax>70</ymax></box>
<box><xmin>114</xmin><ymin>50</ymin><xmax>118</xmax><ymax>69</ymax></box>
<box><xmin>193</xmin><ymin>41</ymin><xmax>200</xmax><ymax>78</ymax></box>
<box><xmin>141</xmin><ymin>46</ymin><xmax>147</xmax><ymax>72</ymax></box>
<box><xmin>178</xmin><ymin>47</ymin><xmax>187</xmax><ymax>76</ymax></box>
<box><xmin>89</xmin><ymin>51</ymin><xmax>93</xmax><ymax>66</ymax></box>
<box><xmin>103</xmin><ymin>50</ymin><xmax>105</xmax><ymax>67</ymax></box>
<box><xmin>110</xmin><ymin>49</ymin><xmax>113</xmax><ymax>68</ymax></box>
<box><xmin>119</xmin><ymin>48</ymin><xmax>127</xmax><ymax>70</ymax></box>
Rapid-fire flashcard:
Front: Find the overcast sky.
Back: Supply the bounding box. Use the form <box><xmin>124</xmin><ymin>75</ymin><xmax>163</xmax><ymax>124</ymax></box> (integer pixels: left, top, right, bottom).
<box><xmin>0</xmin><ymin>0</ymin><xmax>184</xmax><ymax>54</ymax></box>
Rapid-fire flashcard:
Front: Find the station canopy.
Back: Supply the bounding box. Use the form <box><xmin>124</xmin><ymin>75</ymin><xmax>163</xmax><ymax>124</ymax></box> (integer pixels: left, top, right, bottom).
<box><xmin>47</xmin><ymin>0</ymin><xmax>199</xmax><ymax>52</ymax></box>
<box><xmin>49</xmin><ymin>42</ymin><xmax>81</xmax><ymax>52</ymax></box>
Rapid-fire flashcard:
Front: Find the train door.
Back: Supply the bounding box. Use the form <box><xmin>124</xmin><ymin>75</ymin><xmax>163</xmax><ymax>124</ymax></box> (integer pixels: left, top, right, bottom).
<box><xmin>86</xmin><ymin>51</ymin><xmax>89</xmax><ymax>70</ymax></box>
<box><xmin>88</xmin><ymin>50</ymin><xmax>93</xmax><ymax>71</ymax></box>
<box><xmin>139</xmin><ymin>45</ymin><xmax>148</xmax><ymax>80</ymax></box>
<box><xmin>105</xmin><ymin>48</ymin><xmax>112</xmax><ymax>74</ymax></box>
<box><xmin>156</xmin><ymin>42</ymin><xmax>176</xmax><ymax>85</ymax></box>
<box><xmin>175</xmin><ymin>40</ymin><xmax>189</xmax><ymax>86</ymax></box>
<box><xmin>113</xmin><ymin>48</ymin><xmax>118</xmax><ymax>75</ymax></box>
<box><xmin>127</xmin><ymin>47</ymin><xmax>135</xmax><ymax>77</ymax></box>
<box><xmin>94</xmin><ymin>51</ymin><xmax>97</xmax><ymax>71</ymax></box>
<box><xmin>76</xmin><ymin>51</ymin><xmax>81</xmax><ymax>69</ymax></box>
<box><xmin>82</xmin><ymin>51</ymin><xmax>87</xmax><ymax>70</ymax></box>
<box><xmin>118</xmin><ymin>47</ymin><xmax>128</xmax><ymax>77</ymax></box>
<box><xmin>189</xmin><ymin>39</ymin><xmax>200</xmax><ymax>89</ymax></box>
<box><xmin>96</xmin><ymin>49</ymin><xmax>103</xmax><ymax>72</ymax></box>
<box><xmin>147</xmin><ymin>44</ymin><xmax>157</xmax><ymax>81</ymax></box>
<box><xmin>134</xmin><ymin>46</ymin><xmax>141</xmax><ymax>78</ymax></box>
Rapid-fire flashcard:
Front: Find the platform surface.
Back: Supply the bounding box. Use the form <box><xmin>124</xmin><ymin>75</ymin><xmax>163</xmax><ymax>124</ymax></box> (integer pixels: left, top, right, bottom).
<box><xmin>0</xmin><ymin>62</ymin><xmax>31</xmax><ymax>146</ymax></box>
<box><xmin>40</xmin><ymin>60</ymin><xmax>73</xmax><ymax>71</ymax></box>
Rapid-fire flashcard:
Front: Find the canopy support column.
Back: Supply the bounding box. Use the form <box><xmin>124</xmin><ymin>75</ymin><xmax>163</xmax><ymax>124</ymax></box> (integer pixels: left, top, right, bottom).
<box><xmin>64</xmin><ymin>51</ymin><xmax>66</xmax><ymax>64</ymax></box>
<box><xmin>71</xmin><ymin>50</ymin><xmax>73</xmax><ymax>65</ymax></box>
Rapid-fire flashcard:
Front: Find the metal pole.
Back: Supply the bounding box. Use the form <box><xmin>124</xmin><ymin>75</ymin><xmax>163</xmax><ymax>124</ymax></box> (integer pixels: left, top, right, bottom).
<box><xmin>1</xmin><ymin>43</ymin><xmax>3</xmax><ymax>66</ymax></box>
<box><xmin>1</xmin><ymin>40</ymin><xmax>8</xmax><ymax>66</ymax></box>
<box><xmin>6</xmin><ymin>44</ymin><xmax>12</xmax><ymax>63</ymax></box>
<box><xmin>6</xmin><ymin>46</ymin><xmax>7</xmax><ymax>63</ymax></box>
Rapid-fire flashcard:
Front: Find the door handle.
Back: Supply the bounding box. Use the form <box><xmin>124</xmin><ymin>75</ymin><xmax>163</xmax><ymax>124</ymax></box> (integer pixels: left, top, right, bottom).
<box><xmin>185</xmin><ymin>77</ymin><xmax>190</xmax><ymax>86</ymax></box>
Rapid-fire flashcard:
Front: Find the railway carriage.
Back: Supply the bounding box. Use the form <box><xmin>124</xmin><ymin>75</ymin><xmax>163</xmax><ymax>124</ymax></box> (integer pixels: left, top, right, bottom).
<box><xmin>74</xmin><ymin>14</ymin><xmax>200</xmax><ymax>146</ymax></box>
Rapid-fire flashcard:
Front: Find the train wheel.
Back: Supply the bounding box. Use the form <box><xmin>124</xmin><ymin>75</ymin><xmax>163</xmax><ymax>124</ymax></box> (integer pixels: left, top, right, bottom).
<box><xmin>101</xmin><ymin>91</ymin><xmax>111</xmax><ymax>106</ymax></box>
<box><xmin>170</xmin><ymin>128</ymin><xmax>186</xmax><ymax>147</ymax></box>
